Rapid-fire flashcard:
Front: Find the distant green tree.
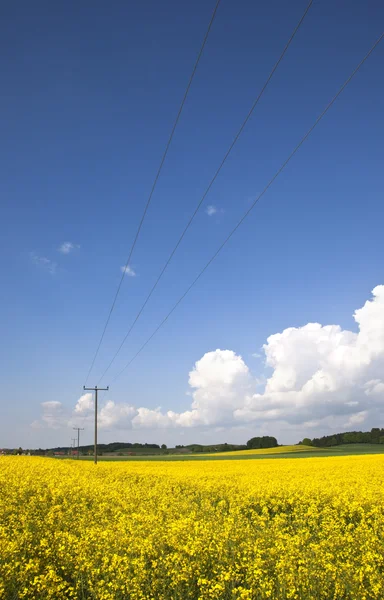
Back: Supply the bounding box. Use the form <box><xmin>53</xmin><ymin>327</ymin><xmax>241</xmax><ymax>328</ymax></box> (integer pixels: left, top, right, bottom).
<box><xmin>246</xmin><ymin>436</ymin><xmax>278</xmax><ymax>449</ymax></box>
<box><xmin>301</xmin><ymin>438</ymin><xmax>313</xmax><ymax>446</ymax></box>
<box><xmin>371</xmin><ymin>428</ymin><xmax>381</xmax><ymax>444</ymax></box>
<box><xmin>161</xmin><ymin>444</ymin><xmax>167</xmax><ymax>450</ymax></box>
<box><xmin>326</xmin><ymin>436</ymin><xmax>338</xmax><ymax>447</ymax></box>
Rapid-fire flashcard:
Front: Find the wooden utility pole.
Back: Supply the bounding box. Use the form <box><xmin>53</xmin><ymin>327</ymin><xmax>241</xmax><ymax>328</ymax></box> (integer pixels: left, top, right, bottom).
<box><xmin>73</xmin><ymin>427</ymin><xmax>84</xmax><ymax>459</ymax></box>
<box><xmin>71</xmin><ymin>438</ymin><xmax>76</xmax><ymax>457</ymax></box>
<box><xmin>83</xmin><ymin>386</ymin><xmax>109</xmax><ymax>464</ymax></box>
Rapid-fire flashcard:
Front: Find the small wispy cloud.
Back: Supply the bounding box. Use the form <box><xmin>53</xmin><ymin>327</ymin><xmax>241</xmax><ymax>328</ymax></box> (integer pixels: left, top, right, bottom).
<box><xmin>206</xmin><ymin>205</ymin><xmax>218</xmax><ymax>217</ymax></box>
<box><xmin>121</xmin><ymin>265</ymin><xmax>136</xmax><ymax>277</ymax></box>
<box><xmin>252</xmin><ymin>353</ymin><xmax>262</xmax><ymax>359</ymax></box>
<box><xmin>30</xmin><ymin>253</ymin><xmax>57</xmax><ymax>275</ymax></box>
<box><xmin>59</xmin><ymin>242</ymin><xmax>80</xmax><ymax>254</ymax></box>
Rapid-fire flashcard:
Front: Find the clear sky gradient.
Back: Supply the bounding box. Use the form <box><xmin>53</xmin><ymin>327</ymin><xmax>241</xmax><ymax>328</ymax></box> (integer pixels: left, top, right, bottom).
<box><xmin>1</xmin><ymin>0</ymin><xmax>383</xmax><ymax>448</ymax></box>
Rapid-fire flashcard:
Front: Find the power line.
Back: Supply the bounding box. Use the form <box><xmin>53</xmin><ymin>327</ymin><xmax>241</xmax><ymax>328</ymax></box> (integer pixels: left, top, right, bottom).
<box><xmin>108</xmin><ymin>31</ymin><xmax>383</xmax><ymax>385</ymax></box>
<box><xmin>96</xmin><ymin>0</ymin><xmax>314</xmax><ymax>385</ymax></box>
<box><xmin>83</xmin><ymin>0</ymin><xmax>222</xmax><ymax>387</ymax></box>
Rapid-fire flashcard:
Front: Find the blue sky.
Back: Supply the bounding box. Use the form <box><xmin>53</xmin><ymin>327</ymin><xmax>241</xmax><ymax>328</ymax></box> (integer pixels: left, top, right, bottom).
<box><xmin>1</xmin><ymin>0</ymin><xmax>383</xmax><ymax>449</ymax></box>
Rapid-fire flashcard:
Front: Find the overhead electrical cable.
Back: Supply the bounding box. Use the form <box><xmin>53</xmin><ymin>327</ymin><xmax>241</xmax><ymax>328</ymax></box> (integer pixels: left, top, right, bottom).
<box><xmin>107</xmin><ymin>31</ymin><xmax>383</xmax><ymax>386</ymax></box>
<box><xmin>96</xmin><ymin>0</ymin><xmax>314</xmax><ymax>385</ymax></box>
<box><xmin>83</xmin><ymin>0</ymin><xmax>222</xmax><ymax>386</ymax></box>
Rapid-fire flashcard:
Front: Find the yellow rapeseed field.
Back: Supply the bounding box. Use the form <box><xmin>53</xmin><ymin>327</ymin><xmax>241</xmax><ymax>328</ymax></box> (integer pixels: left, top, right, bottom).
<box><xmin>1</xmin><ymin>455</ymin><xmax>384</xmax><ymax>600</ymax></box>
<box><xmin>200</xmin><ymin>445</ymin><xmax>320</xmax><ymax>456</ymax></box>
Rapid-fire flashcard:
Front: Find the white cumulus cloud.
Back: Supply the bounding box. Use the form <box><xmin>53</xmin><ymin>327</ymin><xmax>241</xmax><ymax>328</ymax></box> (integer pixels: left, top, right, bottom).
<box><xmin>74</xmin><ymin>393</ymin><xmax>93</xmax><ymax>415</ymax></box>
<box><xmin>344</xmin><ymin>411</ymin><xmax>368</xmax><ymax>427</ymax></box>
<box><xmin>234</xmin><ymin>285</ymin><xmax>384</xmax><ymax>426</ymax></box>
<box><xmin>40</xmin><ymin>401</ymin><xmax>66</xmax><ymax>428</ymax></box>
<box><xmin>34</xmin><ymin>285</ymin><xmax>384</xmax><ymax>440</ymax></box>
<box><xmin>99</xmin><ymin>400</ymin><xmax>137</xmax><ymax>429</ymax></box>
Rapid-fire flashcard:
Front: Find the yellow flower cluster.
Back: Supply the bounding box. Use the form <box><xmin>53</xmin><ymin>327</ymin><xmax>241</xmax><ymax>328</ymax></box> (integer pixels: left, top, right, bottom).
<box><xmin>1</xmin><ymin>455</ymin><xmax>384</xmax><ymax>599</ymax></box>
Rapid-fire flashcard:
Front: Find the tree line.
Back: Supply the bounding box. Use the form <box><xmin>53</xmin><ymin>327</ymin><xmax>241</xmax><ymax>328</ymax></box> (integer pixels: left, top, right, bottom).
<box><xmin>300</xmin><ymin>428</ymin><xmax>384</xmax><ymax>447</ymax></box>
<box><xmin>49</xmin><ymin>442</ymin><xmax>162</xmax><ymax>453</ymax></box>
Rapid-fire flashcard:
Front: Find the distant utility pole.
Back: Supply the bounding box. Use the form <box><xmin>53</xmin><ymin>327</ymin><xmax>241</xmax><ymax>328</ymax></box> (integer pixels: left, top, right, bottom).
<box><xmin>83</xmin><ymin>385</ymin><xmax>109</xmax><ymax>464</ymax></box>
<box><xmin>71</xmin><ymin>438</ymin><xmax>77</xmax><ymax>458</ymax></box>
<box><xmin>73</xmin><ymin>427</ymin><xmax>84</xmax><ymax>459</ymax></box>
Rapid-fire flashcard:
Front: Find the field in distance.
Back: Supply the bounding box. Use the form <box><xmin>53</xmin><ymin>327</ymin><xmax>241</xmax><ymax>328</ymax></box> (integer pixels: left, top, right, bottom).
<box><xmin>70</xmin><ymin>443</ymin><xmax>384</xmax><ymax>461</ymax></box>
<box><xmin>202</xmin><ymin>444</ymin><xmax>320</xmax><ymax>456</ymax></box>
